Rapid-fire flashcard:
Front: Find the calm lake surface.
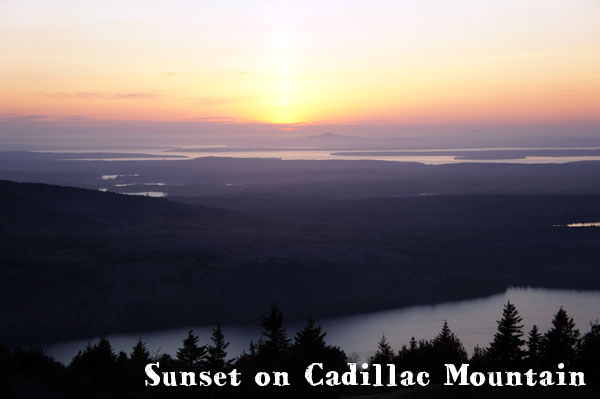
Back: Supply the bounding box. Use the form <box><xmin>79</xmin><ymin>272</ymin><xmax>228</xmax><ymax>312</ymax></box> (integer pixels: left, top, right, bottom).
<box><xmin>46</xmin><ymin>287</ymin><xmax>600</xmax><ymax>364</ymax></box>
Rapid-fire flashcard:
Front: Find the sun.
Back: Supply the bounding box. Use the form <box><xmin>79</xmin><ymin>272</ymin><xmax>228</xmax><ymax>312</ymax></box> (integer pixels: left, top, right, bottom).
<box><xmin>262</xmin><ymin>30</ymin><xmax>304</xmax><ymax>124</ymax></box>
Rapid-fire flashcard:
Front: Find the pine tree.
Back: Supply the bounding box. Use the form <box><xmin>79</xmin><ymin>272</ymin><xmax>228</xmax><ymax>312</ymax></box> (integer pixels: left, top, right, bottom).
<box><xmin>487</xmin><ymin>301</ymin><xmax>525</xmax><ymax>368</ymax></box>
<box><xmin>409</xmin><ymin>336</ymin><xmax>418</xmax><ymax>352</ymax></box>
<box><xmin>95</xmin><ymin>336</ymin><xmax>117</xmax><ymax>368</ymax></box>
<box><xmin>294</xmin><ymin>316</ymin><xmax>327</xmax><ymax>352</ymax></box>
<box><xmin>396</xmin><ymin>336</ymin><xmax>425</xmax><ymax>371</ymax></box>
<box><xmin>292</xmin><ymin>316</ymin><xmax>348</xmax><ymax>388</ymax></box>
<box><xmin>470</xmin><ymin>345</ymin><xmax>489</xmax><ymax>369</ymax></box>
<box><xmin>371</xmin><ymin>334</ymin><xmax>395</xmax><ymax>364</ymax></box>
<box><xmin>206</xmin><ymin>323</ymin><xmax>232</xmax><ymax>371</ymax></box>
<box><xmin>526</xmin><ymin>325</ymin><xmax>543</xmax><ymax>367</ymax></box>
<box><xmin>69</xmin><ymin>336</ymin><xmax>117</xmax><ymax>385</ymax></box>
<box><xmin>249</xmin><ymin>340</ymin><xmax>257</xmax><ymax>357</ymax></box>
<box><xmin>130</xmin><ymin>338</ymin><xmax>151</xmax><ymax>365</ymax></box>
<box><xmin>577</xmin><ymin>322</ymin><xmax>600</xmax><ymax>378</ymax></box>
<box><xmin>176</xmin><ymin>330</ymin><xmax>207</xmax><ymax>370</ymax></box>
<box><xmin>543</xmin><ymin>307</ymin><xmax>580</xmax><ymax>366</ymax></box>
<box><xmin>258</xmin><ymin>305</ymin><xmax>290</xmax><ymax>357</ymax></box>
<box><xmin>432</xmin><ymin>320</ymin><xmax>468</xmax><ymax>364</ymax></box>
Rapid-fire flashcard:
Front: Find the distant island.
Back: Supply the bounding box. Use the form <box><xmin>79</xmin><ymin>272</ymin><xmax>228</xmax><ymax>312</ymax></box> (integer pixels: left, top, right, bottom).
<box><xmin>331</xmin><ymin>148</ymin><xmax>600</xmax><ymax>160</ymax></box>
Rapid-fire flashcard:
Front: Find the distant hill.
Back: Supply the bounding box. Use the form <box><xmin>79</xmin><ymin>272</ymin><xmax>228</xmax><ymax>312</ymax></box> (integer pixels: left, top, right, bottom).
<box><xmin>0</xmin><ymin>180</ymin><xmax>257</xmax><ymax>234</ymax></box>
<box><xmin>0</xmin><ymin>180</ymin><xmax>288</xmax><ymax>346</ymax></box>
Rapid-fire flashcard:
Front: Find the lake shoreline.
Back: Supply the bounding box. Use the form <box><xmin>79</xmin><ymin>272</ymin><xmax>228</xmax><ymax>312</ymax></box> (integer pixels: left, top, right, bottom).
<box><xmin>43</xmin><ymin>287</ymin><xmax>600</xmax><ymax>365</ymax></box>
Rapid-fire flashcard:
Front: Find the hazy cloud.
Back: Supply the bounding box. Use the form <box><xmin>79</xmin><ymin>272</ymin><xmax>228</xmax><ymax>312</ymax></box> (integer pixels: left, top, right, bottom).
<box><xmin>188</xmin><ymin>116</ymin><xmax>237</xmax><ymax>122</ymax></box>
<box><xmin>0</xmin><ymin>113</ymin><xmax>46</xmax><ymax>121</ymax></box>
<box><xmin>39</xmin><ymin>92</ymin><xmax>158</xmax><ymax>100</ymax></box>
<box><xmin>0</xmin><ymin>114</ymin><xmax>90</xmax><ymax>122</ymax></box>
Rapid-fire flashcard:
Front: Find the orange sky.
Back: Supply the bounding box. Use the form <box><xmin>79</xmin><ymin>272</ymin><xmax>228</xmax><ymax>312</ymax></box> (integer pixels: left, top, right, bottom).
<box><xmin>1</xmin><ymin>0</ymin><xmax>599</xmax><ymax>126</ymax></box>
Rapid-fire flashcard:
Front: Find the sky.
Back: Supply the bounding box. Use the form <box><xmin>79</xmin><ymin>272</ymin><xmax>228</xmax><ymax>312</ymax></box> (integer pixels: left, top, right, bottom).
<box><xmin>1</xmin><ymin>0</ymin><xmax>599</xmax><ymax>145</ymax></box>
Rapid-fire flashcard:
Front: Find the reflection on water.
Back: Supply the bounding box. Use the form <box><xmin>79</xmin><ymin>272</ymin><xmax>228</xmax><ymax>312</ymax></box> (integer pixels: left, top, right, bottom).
<box><xmin>114</xmin><ymin>182</ymin><xmax>166</xmax><ymax>187</ymax></box>
<box><xmin>45</xmin><ymin>287</ymin><xmax>600</xmax><ymax>364</ymax></box>
<box><xmin>554</xmin><ymin>222</ymin><xmax>600</xmax><ymax>227</ymax></box>
<box><xmin>567</xmin><ymin>222</ymin><xmax>600</xmax><ymax>227</ymax></box>
<box><xmin>122</xmin><ymin>191</ymin><xmax>168</xmax><ymax>198</ymax></box>
<box><xmin>100</xmin><ymin>174</ymin><xmax>139</xmax><ymax>180</ymax></box>
<box><xmin>96</xmin><ymin>188</ymin><xmax>167</xmax><ymax>197</ymax></box>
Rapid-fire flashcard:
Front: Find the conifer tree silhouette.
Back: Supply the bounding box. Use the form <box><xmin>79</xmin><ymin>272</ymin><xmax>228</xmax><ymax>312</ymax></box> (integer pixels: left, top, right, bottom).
<box><xmin>371</xmin><ymin>334</ymin><xmax>395</xmax><ymax>364</ymax></box>
<box><xmin>130</xmin><ymin>338</ymin><xmax>151</xmax><ymax>365</ymax></box>
<box><xmin>258</xmin><ymin>305</ymin><xmax>290</xmax><ymax>358</ymax></box>
<box><xmin>294</xmin><ymin>316</ymin><xmax>327</xmax><ymax>352</ymax></box>
<box><xmin>577</xmin><ymin>322</ymin><xmax>600</xmax><ymax>381</ymax></box>
<box><xmin>487</xmin><ymin>301</ymin><xmax>525</xmax><ymax>368</ymax></box>
<box><xmin>207</xmin><ymin>323</ymin><xmax>232</xmax><ymax>372</ymax></box>
<box><xmin>526</xmin><ymin>325</ymin><xmax>543</xmax><ymax>368</ymax></box>
<box><xmin>176</xmin><ymin>330</ymin><xmax>207</xmax><ymax>370</ymax></box>
<box><xmin>432</xmin><ymin>320</ymin><xmax>468</xmax><ymax>364</ymax></box>
<box><xmin>543</xmin><ymin>307</ymin><xmax>580</xmax><ymax>366</ymax></box>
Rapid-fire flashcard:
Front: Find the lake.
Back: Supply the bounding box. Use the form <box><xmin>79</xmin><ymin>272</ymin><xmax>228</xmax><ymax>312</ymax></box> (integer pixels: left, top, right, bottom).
<box><xmin>45</xmin><ymin>287</ymin><xmax>600</xmax><ymax>364</ymax></box>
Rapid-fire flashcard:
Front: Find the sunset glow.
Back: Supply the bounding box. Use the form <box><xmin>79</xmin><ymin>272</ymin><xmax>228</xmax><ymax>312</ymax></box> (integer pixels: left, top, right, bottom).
<box><xmin>1</xmin><ymin>0</ymin><xmax>599</xmax><ymax>126</ymax></box>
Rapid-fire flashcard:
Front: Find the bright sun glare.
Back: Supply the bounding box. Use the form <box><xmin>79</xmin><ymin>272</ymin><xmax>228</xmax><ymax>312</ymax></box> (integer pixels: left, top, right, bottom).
<box><xmin>264</xmin><ymin>29</ymin><xmax>302</xmax><ymax>124</ymax></box>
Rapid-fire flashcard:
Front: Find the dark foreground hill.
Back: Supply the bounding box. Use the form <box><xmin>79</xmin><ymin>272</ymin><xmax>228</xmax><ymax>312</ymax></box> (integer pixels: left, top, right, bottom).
<box><xmin>2</xmin><ymin>180</ymin><xmax>600</xmax><ymax>347</ymax></box>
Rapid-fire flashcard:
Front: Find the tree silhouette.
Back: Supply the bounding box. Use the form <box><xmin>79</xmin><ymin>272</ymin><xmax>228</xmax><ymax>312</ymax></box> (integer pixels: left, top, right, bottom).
<box><xmin>526</xmin><ymin>325</ymin><xmax>543</xmax><ymax>368</ymax></box>
<box><xmin>248</xmin><ymin>340</ymin><xmax>257</xmax><ymax>357</ymax></box>
<box><xmin>371</xmin><ymin>334</ymin><xmax>395</xmax><ymax>365</ymax></box>
<box><xmin>487</xmin><ymin>301</ymin><xmax>525</xmax><ymax>368</ymax></box>
<box><xmin>130</xmin><ymin>338</ymin><xmax>151</xmax><ymax>365</ymax></box>
<box><xmin>207</xmin><ymin>323</ymin><xmax>232</xmax><ymax>372</ymax></box>
<box><xmin>432</xmin><ymin>320</ymin><xmax>468</xmax><ymax>364</ymax></box>
<box><xmin>396</xmin><ymin>336</ymin><xmax>433</xmax><ymax>373</ymax></box>
<box><xmin>290</xmin><ymin>317</ymin><xmax>348</xmax><ymax>397</ymax></box>
<box><xmin>176</xmin><ymin>330</ymin><xmax>207</xmax><ymax>370</ymax></box>
<box><xmin>70</xmin><ymin>336</ymin><xmax>117</xmax><ymax>379</ymax></box>
<box><xmin>409</xmin><ymin>336</ymin><xmax>418</xmax><ymax>352</ymax></box>
<box><xmin>577</xmin><ymin>322</ymin><xmax>600</xmax><ymax>381</ymax></box>
<box><xmin>68</xmin><ymin>336</ymin><xmax>118</xmax><ymax>396</ymax></box>
<box><xmin>470</xmin><ymin>345</ymin><xmax>489</xmax><ymax>370</ymax></box>
<box><xmin>543</xmin><ymin>307</ymin><xmax>580</xmax><ymax>366</ymax></box>
<box><xmin>7</xmin><ymin>301</ymin><xmax>600</xmax><ymax>397</ymax></box>
<box><xmin>294</xmin><ymin>316</ymin><xmax>327</xmax><ymax>352</ymax></box>
<box><xmin>258</xmin><ymin>305</ymin><xmax>290</xmax><ymax>358</ymax></box>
